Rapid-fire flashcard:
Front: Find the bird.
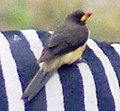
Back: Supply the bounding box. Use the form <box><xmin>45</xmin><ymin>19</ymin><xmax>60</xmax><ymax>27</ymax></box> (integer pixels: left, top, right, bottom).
<box><xmin>22</xmin><ymin>10</ymin><xmax>92</xmax><ymax>101</ymax></box>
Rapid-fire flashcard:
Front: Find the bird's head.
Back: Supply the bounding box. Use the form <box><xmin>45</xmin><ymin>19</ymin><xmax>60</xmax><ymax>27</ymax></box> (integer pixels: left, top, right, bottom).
<box><xmin>65</xmin><ymin>10</ymin><xmax>92</xmax><ymax>25</ymax></box>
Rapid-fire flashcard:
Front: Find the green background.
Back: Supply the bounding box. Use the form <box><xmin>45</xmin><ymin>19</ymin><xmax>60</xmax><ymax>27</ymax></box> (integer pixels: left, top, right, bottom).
<box><xmin>0</xmin><ymin>0</ymin><xmax>120</xmax><ymax>41</ymax></box>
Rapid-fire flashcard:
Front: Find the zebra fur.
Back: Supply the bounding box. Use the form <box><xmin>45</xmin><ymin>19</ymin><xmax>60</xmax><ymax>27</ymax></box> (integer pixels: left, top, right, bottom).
<box><xmin>0</xmin><ymin>29</ymin><xmax>120</xmax><ymax>111</ymax></box>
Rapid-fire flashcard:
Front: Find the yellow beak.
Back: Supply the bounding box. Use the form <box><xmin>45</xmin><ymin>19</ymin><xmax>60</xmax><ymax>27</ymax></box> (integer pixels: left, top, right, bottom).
<box><xmin>81</xmin><ymin>12</ymin><xmax>93</xmax><ymax>22</ymax></box>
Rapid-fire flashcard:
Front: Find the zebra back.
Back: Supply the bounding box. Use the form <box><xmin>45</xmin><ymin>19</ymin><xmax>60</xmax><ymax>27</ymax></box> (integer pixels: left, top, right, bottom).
<box><xmin>0</xmin><ymin>29</ymin><xmax>120</xmax><ymax>111</ymax></box>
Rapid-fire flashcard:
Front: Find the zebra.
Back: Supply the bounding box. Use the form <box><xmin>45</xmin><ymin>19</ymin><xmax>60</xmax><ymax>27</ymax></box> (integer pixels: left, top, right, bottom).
<box><xmin>0</xmin><ymin>29</ymin><xmax>120</xmax><ymax>111</ymax></box>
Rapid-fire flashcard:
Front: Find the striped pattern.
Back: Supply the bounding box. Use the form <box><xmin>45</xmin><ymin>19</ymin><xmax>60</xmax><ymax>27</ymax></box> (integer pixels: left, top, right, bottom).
<box><xmin>0</xmin><ymin>29</ymin><xmax>120</xmax><ymax>111</ymax></box>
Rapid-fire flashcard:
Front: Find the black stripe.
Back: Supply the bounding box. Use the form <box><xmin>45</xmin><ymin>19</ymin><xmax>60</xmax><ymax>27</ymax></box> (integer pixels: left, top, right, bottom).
<box><xmin>96</xmin><ymin>41</ymin><xmax>120</xmax><ymax>86</ymax></box>
<box><xmin>2</xmin><ymin>30</ymin><xmax>47</xmax><ymax>111</ymax></box>
<box><xmin>0</xmin><ymin>63</ymin><xmax>8</xmax><ymax>111</ymax></box>
<box><xmin>83</xmin><ymin>45</ymin><xmax>115</xmax><ymax>111</ymax></box>
<box><xmin>36</xmin><ymin>30</ymin><xmax>51</xmax><ymax>46</ymax></box>
<box><xmin>58</xmin><ymin>64</ymin><xmax>85</xmax><ymax>111</ymax></box>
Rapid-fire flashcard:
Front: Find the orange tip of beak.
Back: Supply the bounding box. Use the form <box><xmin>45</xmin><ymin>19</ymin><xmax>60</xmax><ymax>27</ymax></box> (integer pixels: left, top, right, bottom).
<box><xmin>81</xmin><ymin>12</ymin><xmax>93</xmax><ymax>22</ymax></box>
<box><xmin>85</xmin><ymin>12</ymin><xmax>93</xmax><ymax>17</ymax></box>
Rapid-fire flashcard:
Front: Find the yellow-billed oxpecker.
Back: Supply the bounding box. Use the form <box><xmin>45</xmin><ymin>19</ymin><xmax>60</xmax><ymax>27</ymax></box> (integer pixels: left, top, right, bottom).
<box><xmin>22</xmin><ymin>10</ymin><xmax>92</xmax><ymax>101</ymax></box>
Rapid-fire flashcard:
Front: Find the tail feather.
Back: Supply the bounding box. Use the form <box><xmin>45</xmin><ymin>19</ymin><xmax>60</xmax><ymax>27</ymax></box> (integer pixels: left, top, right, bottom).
<box><xmin>22</xmin><ymin>69</ymin><xmax>54</xmax><ymax>102</ymax></box>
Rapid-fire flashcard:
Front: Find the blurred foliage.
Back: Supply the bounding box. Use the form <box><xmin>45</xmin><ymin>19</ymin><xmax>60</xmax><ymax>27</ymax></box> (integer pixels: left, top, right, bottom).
<box><xmin>0</xmin><ymin>0</ymin><xmax>120</xmax><ymax>41</ymax></box>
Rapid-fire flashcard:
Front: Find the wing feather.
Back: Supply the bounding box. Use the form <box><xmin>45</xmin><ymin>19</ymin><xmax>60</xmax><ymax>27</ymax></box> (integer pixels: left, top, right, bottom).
<box><xmin>38</xmin><ymin>23</ymin><xmax>88</xmax><ymax>63</ymax></box>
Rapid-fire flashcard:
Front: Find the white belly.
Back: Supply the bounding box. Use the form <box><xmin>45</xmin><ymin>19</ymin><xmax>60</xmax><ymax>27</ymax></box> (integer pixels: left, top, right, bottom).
<box><xmin>61</xmin><ymin>44</ymin><xmax>86</xmax><ymax>65</ymax></box>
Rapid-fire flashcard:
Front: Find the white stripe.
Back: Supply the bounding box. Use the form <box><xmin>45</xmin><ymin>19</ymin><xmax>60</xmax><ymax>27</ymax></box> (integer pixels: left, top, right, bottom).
<box><xmin>21</xmin><ymin>30</ymin><xmax>65</xmax><ymax>111</ymax></box>
<box><xmin>78</xmin><ymin>63</ymin><xmax>98</xmax><ymax>111</ymax></box>
<box><xmin>111</xmin><ymin>44</ymin><xmax>120</xmax><ymax>56</ymax></box>
<box><xmin>0</xmin><ymin>33</ymin><xmax>25</xmax><ymax>111</ymax></box>
<box><xmin>21</xmin><ymin>30</ymin><xmax>43</xmax><ymax>59</ymax></box>
<box><xmin>87</xmin><ymin>39</ymin><xmax>120</xmax><ymax>111</ymax></box>
<box><xmin>46</xmin><ymin>72</ymin><xmax>64</xmax><ymax>111</ymax></box>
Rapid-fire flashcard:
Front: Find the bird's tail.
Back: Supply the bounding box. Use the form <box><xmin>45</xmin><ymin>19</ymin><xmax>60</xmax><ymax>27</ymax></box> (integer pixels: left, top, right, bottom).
<box><xmin>22</xmin><ymin>68</ymin><xmax>54</xmax><ymax>102</ymax></box>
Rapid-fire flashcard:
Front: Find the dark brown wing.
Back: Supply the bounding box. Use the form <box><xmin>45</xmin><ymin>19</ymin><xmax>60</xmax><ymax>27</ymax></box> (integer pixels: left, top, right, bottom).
<box><xmin>38</xmin><ymin>23</ymin><xmax>88</xmax><ymax>63</ymax></box>
<box><xmin>37</xmin><ymin>47</ymin><xmax>53</xmax><ymax>63</ymax></box>
<box><xmin>48</xmin><ymin>33</ymin><xmax>88</xmax><ymax>56</ymax></box>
